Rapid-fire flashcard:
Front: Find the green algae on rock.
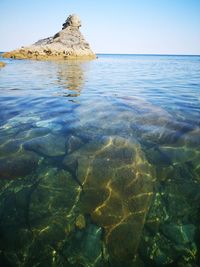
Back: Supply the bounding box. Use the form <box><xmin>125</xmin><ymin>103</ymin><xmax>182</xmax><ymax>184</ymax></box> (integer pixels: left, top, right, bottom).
<box><xmin>3</xmin><ymin>14</ymin><xmax>96</xmax><ymax>60</ymax></box>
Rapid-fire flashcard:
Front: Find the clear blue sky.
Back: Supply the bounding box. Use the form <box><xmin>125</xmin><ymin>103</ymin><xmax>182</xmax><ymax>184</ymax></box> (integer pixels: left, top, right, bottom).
<box><xmin>0</xmin><ymin>0</ymin><xmax>200</xmax><ymax>54</ymax></box>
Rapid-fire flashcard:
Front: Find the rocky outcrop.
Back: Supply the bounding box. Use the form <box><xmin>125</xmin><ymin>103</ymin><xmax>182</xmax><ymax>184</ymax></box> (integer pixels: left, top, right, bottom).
<box><xmin>3</xmin><ymin>14</ymin><xmax>96</xmax><ymax>60</ymax></box>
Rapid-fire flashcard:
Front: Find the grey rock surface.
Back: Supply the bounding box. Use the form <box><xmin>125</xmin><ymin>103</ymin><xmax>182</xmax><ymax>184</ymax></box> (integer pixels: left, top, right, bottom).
<box><xmin>3</xmin><ymin>14</ymin><xmax>96</xmax><ymax>60</ymax></box>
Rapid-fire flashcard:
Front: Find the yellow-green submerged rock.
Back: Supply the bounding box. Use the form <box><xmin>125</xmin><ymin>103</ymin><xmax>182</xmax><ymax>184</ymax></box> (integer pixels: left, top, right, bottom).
<box><xmin>75</xmin><ymin>214</ymin><xmax>86</xmax><ymax>229</ymax></box>
<box><xmin>63</xmin><ymin>136</ymin><xmax>155</xmax><ymax>264</ymax></box>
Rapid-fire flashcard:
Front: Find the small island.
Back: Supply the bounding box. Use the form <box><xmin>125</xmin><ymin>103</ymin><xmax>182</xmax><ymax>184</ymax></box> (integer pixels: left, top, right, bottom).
<box><xmin>3</xmin><ymin>14</ymin><xmax>96</xmax><ymax>60</ymax></box>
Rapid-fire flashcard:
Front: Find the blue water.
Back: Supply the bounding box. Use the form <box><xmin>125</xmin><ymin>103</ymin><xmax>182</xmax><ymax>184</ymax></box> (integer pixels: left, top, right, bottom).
<box><xmin>0</xmin><ymin>54</ymin><xmax>200</xmax><ymax>267</ymax></box>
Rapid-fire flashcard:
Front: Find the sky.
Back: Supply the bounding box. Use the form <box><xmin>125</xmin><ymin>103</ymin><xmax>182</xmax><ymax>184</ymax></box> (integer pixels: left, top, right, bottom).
<box><xmin>0</xmin><ymin>0</ymin><xmax>200</xmax><ymax>55</ymax></box>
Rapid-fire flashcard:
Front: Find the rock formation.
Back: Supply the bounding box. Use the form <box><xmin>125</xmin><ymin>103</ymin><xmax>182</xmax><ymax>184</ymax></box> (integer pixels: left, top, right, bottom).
<box><xmin>63</xmin><ymin>136</ymin><xmax>155</xmax><ymax>265</ymax></box>
<box><xmin>3</xmin><ymin>14</ymin><xmax>96</xmax><ymax>60</ymax></box>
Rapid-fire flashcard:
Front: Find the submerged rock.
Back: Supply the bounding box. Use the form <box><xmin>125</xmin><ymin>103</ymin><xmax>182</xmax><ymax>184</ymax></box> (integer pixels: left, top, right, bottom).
<box><xmin>66</xmin><ymin>224</ymin><xmax>103</xmax><ymax>267</ymax></box>
<box><xmin>159</xmin><ymin>146</ymin><xmax>199</xmax><ymax>164</ymax></box>
<box><xmin>29</xmin><ymin>168</ymin><xmax>80</xmax><ymax>223</ymax></box>
<box><xmin>0</xmin><ymin>139</ymin><xmax>23</xmax><ymax>157</ymax></box>
<box><xmin>23</xmin><ymin>133</ymin><xmax>66</xmax><ymax>157</ymax></box>
<box><xmin>66</xmin><ymin>135</ymin><xmax>84</xmax><ymax>154</ymax></box>
<box><xmin>161</xmin><ymin>224</ymin><xmax>196</xmax><ymax>245</ymax></box>
<box><xmin>75</xmin><ymin>214</ymin><xmax>86</xmax><ymax>229</ymax></box>
<box><xmin>63</xmin><ymin>136</ymin><xmax>155</xmax><ymax>264</ymax></box>
<box><xmin>0</xmin><ymin>168</ymin><xmax>79</xmax><ymax>265</ymax></box>
<box><xmin>3</xmin><ymin>14</ymin><xmax>96</xmax><ymax>60</ymax></box>
<box><xmin>15</xmin><ymin>127</ymin><xmax>50</xmax><ymax>139</ymax></box>
<box><xmin>0</xmin><ymin>151</ymin><xmax>40</xmax><ymax>179</ymax></box>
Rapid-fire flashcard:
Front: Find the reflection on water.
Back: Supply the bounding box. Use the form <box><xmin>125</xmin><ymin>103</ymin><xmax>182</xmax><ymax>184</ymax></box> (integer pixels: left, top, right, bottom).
<box><xmin>0</xmin><ymin>54</ymin><xmax>200</xmax><ymax>267</ymax></box>
<box><xmin>56</xmin><ymin>61</ymin><xmax>85</xmax><ymax>97</ymax></box>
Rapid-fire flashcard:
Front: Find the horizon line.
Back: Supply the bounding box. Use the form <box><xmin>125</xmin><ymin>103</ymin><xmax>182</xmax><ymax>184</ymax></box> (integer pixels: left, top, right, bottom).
<box><xmin>96</xmin><ymin>53</ymin><xmax>200</xmax><ymax>57</ymax></box>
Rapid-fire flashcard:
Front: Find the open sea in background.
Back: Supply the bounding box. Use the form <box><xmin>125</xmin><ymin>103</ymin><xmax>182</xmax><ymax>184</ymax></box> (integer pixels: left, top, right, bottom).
<box><xmin>0</xmin><ymin>53</ymin><xmax>200</xmax><ymax>267</ymax></box>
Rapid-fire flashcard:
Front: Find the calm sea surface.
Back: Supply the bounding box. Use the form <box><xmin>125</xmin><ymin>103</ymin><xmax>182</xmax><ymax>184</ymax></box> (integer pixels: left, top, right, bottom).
<box><xmin>0</xmin><ymin>54</ymin><xmax>200</xmax><ymax>267</ymax></box>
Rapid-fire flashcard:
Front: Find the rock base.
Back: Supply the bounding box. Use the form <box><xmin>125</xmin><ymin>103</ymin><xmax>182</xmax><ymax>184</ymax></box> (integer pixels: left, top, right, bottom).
<box><xmin>3</xmin><ymin>50</ymin><xmax>96</xmax><ymax>61</ymax></box>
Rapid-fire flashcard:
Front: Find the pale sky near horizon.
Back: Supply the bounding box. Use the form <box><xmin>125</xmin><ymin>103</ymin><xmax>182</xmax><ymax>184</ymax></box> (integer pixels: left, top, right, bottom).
<box><xmin>0</xmin><ymin>0</ymin><xmax>200</xmax><ymax>55</ymax></box>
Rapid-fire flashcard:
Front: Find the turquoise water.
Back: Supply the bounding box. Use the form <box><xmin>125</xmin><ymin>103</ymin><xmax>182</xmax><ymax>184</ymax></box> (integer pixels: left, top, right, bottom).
<box><xmin>0</xmin><ymin>54</ymin><xmax>200</xmax><ymax>267</ymax></box>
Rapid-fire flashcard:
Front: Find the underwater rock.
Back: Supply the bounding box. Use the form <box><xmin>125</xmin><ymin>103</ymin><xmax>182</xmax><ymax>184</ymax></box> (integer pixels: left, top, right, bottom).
<box><xmin>2</xmin><ymin>115</ymin><xmax>39</xmax><ymax>128</ymax></box>
<box><xmin>23</xmin><ymin>133</ymin><xmax>66</xmax><ymax>157</ymax></box>
<box><xmin>178</xmin><ymin>127</ymin><xmax>200</xmax><ymax>147</ymax></box>
<box><xmin>141</xmin><ymin>126</ymin><xmax>179</xmax><ymax>146</ymax></box>
<box><xmin>75</xmin><ymin>214</ymin><xmax>86</xmax><ymax>229</ymax></box>
<box><xmin>0</xmin><ymin>121</ymin><xmax>35</xmax><ymax>137</ymax></box>
<box><xmin>0</xmin><ymin>168</ymin><xmax>81</xmax><ymax>265</ymax></box>
<box><xmin>161</xmin><ymin>224</ymin><xmax>196</xmax><ymax>245</ymax></box>
<box><xmin>15</xmin><ymin>127</ymin><xmax>50</xmax><ymax>139</ymax></box>
<box><xmin>143</xmin><ymin>232</ymin><xmax>177</xmax><ymax>265</ymax></box>
<box><xmin>29</xmin><ymin>168</ymin><xmax>80</xmax><ymax>217</ymax></box>
<box><xmin>22</xmin><ymin>218</ymin><xmax>68</xmax><ymax>267</ymax></box>
<box><xmin>145</xmin><ymin>146</ymin><xmax>172</xmax><ymax>167</ymax></box>
<box><xmin>142</xmin><ymin>120</ymin><xmax>196</xmax><ymax>146</ymax></box>
<box><xmin>26</xmin><ymin>167</ymin><xmax>81</xmax><ymax>246</ymax></box>
<box><xmin>159</xmin><ymin>146</ymin><xmax>199</xmax><ymax>165</ymax></box>
<box><xmin>64</xmin><ymin>136</ymin><xmax>155</xmax><ymax>264</ymax></box>
<box><xmin>66</xmin><ymin>135</ymin><xmax>84</xmax><ymax>154</ymax></box>
<box><xmin>3</xmin><ymin>14</ymin><xmax>96</xmax><ymax>60</ymax></box>
<box><xmin>0</xmin><ymin>128</ymin><xmax>50</xmax><ymax>158</ymax></box>
<box><xmin>167</xmin><ymin>182</ymin><xmax>200</xmax><ymax>220</ymax></box>
<box><xmin>0</xmin><ymin>139</ymin><xmax>23</xmax><ymax>157</ymax></box>
<box><xmin>66</xmin><ymin>224</ymin><xmax>102</xmax><ymax>267</ymax></box>
<box><xmin>140</xmin><ymin>228</ymin><xmax>197</xmax><ymax>267</ymax></box>
<box><xmin>140</xmin><ymin>174</ymin><xmax>200</xmax><ymax>267</ymax></box>
<box><xmin>0</xmin><ymin>151</ymin><xmax>40</xmax><ymax>179</ymax></box>
<box><xmin>35</xmin><ymin>119</ymin><xmax>62</xmax><ymax>132</ymax></box>
<box><xmin>145</xmin><ymin>192</ymin><xmax>169</xmax><ymax>229</ymax></box>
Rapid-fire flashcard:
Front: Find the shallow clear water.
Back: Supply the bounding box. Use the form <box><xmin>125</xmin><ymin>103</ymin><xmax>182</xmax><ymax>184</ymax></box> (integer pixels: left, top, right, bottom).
<box><xmin>0</xmin><ymin>54</ymin><xmax>200</xmax><ymax>267</ymax></box>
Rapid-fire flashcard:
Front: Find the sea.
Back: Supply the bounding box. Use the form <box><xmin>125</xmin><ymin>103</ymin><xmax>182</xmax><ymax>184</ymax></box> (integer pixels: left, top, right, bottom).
<box><xmin>0</xmin><ymin>53</ymin><xmax>200</xmax><ymax>267</ymax></box>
